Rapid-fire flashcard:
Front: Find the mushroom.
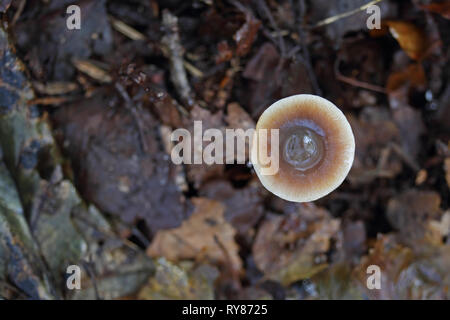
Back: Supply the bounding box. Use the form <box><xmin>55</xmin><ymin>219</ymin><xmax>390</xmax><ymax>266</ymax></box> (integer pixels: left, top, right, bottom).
<box><xmin>251</xmin><ymin>94</ymin><xmax>355</xmax><ymax>202</ymax></box>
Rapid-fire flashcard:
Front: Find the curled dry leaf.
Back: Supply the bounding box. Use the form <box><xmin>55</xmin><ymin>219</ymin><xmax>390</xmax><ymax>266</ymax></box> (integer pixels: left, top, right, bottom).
<box><xmin>385</xmin><ymin>21</ymin><xmax>428</xmax><ymax>61</ymax></box>
<box><xmin>252</xmin><ymin>203</ymin><xmax>340</xmax><ymax>286</ymax></box>
<box><xmin>147</xmin><ymin>198</ymin><xmax>243</xmax><ymax>275</ymax></box>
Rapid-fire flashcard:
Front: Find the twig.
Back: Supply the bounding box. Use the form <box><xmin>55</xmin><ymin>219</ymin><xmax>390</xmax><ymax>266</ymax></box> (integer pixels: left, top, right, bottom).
<box><xmin>11</xmin><ymin>0</ymin><xmax>26</xmax><ymax>25</ymax></box>
<box><xmin>109</xmin><ymin>16</ymin><xmax>147</xmax><ymax>41</ymax></box>
<box><xmin>81</xmin><ymin>260</ymin><xmax>102</xmax><ymax>300</ymax></box>
<box><xmin>312</xmin><ymin>0</ymin><xmax>385</xmax><ymax>29</ymax></box>
<box><xmin>389</xmin><ymin>142</ymin><xmax>420</xmax><ymax>172</ymax></box>
<box><xmin>162</xmin><ymin>10</ymin><xmax>195</xmax><ymax>108</ymax></box>
<box><xmin>334</xmin><ymin>58</ymin><xmax>386</xmax><ymax>93</ymax></box>
<box><xmin>256</xmin><ymin>0</ymin><xmax>286</xmax><ymax>58</ymax></box>
<box><xmin>72</xmin><ymin>59</ymin><xmax>112</xmax><ymax>83</ymax></box>
<box><xmin>115</xmin><ymin>82</ymin><xmax>149</xmax><ymax>153</ymax></box>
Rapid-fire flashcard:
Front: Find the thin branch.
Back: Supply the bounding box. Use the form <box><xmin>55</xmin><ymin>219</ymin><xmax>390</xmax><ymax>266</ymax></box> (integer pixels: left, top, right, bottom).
<box><xmin>334</xmin><ymin>58</ymin><xmax>387</xmax><ymax>94</ymax></box>
<box><xmin>256</xmin><ymin>0</ymin><xmax>286</xmax><ymax>58</ymax></box>
<box><xmin>312</xmin><ymin>0</ymin><xmax>385</xmax><ymax>29</ymax></box>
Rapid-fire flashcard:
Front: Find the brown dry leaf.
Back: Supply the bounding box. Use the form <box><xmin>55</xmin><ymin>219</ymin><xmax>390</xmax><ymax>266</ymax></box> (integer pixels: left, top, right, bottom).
<box><xmin>147</xmin><ymin>198</ymin><xmax>242</xmax><ymax>275</ymax></box>
<box><xmin>252</xmin><ymin>203</ymin><xmax>340</xmax><ymax>286</ymax></box>
<box><xmin>199</xmin><ymin>180</ymin><xmax>264</xmax><ymax>235</ymax></box>
<box><xmin>355</xmin><ymin>234</ymin><xmax>450</xmax><ymax>299</ymax></box>
<box><xmin>138</xmin><ymin>258</ymin><xmax>218</xmax><ymax>300</ymax></box>
<box><xmin>234</xmin><ymin>11</ymin><xmax>261</xmax><ymax>57</ymax></box>
<box><xmin>420</xmin><ymin>1</ymin><xmax>450</xmax><ymax>19</ymax></box>
<box><xmin>386</xmin><ymin>190</ymin><xmax>442</xmax><ymax>244</ymax></box>
<box><xmin>385</xmin><ymin>21</ymin><xmax>428</xmax><ymax>60</ymax></box>
<box><xmin>386</xmin><ymin>63</ymin><xmax>426</xmax><ymax>92</ymax></box>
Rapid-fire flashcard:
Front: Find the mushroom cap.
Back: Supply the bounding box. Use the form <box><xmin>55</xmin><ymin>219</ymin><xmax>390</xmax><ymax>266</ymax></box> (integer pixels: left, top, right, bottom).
<box><xmin>251</xmin><ymin>94</ymin><xmax>355</xmax><ymax>202</ymax></box>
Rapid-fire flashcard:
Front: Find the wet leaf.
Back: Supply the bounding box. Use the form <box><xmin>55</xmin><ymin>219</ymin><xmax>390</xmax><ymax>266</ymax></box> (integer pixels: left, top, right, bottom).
<box><xmin>0</xmin><ymin>26</ymin><xmax>86</xmax><ymax>295</ymax></box>
<box><xmin>52</xmin><ymin>92</ymin><xmax>192</xmax><ymax>234</ymax></box>
<box><xmin>0</xmin><ymin>157</ymin><xmax>54</xmax><ymax>299</ymax></box>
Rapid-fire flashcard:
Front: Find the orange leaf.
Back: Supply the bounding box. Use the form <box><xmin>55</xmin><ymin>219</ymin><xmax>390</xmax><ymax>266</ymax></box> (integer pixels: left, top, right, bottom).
<box><xmin>385</xmin><ymin>21</ymin><xmax>428</xmax><ymax>60</ymax></box>
<box><xmin>386</xmin><ymin>63</ymin><xmax>426</xmax><ymax>93</ymax></box>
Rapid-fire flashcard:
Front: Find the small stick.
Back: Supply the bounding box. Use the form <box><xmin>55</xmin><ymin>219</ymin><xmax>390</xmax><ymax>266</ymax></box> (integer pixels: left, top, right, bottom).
<box><xmin>312</xmin><ymin>0</ymin><xmax>385</xmax><ymax>29</ymax></box>
<box><xmin>115</xmin><ymin>82</ymin><xmax>149</xmax><ymax>154</ymax></box>
<box><xmin>162</xmin><ymin>10</ymin><xmax>195</xmax><ymax>108</ymax></box>
<box><xmin>334</xmin><ymin>59</ymin><xmax>386</xmax><ymax>93</ymax></box>
<box><xmin>11</xmin><ymin>0</ymin><xmax>26</xmax><ymax>25</ymax></box>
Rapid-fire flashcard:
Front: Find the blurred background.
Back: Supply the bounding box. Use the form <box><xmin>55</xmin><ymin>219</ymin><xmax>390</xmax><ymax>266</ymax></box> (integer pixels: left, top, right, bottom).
<box><xmin>0</xmin><ymin>0</ymin><xmax>449</xmax><ymax>299</ymax></box>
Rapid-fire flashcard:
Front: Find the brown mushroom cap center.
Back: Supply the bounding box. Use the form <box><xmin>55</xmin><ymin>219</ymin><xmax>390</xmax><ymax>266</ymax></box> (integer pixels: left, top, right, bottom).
<box><xmin>282</xmin><ymin>126</ymin><xmax>325</xmax><ymax>172</ymax></box>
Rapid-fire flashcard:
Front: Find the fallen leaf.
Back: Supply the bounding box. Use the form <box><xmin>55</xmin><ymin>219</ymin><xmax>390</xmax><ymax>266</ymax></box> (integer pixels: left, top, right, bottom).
<box><xmin>234</xmin><ymin>11</ymin><xmax>261</xmax><ymax>57</ymax></box>
<box><xmin>386</xmin><ymin>63</ymin><xmax>426</xmax><ymax>92</ymax></box>
<box><xmin>355</xmin><ymin>234</ymin><xmax>450</xmax><ymax>299</ymax></box>
<box><xmin>147</xmin><ymin>198</ymin><xmax>242</xmax><ymax>274</ymax></box>
<box><xmin>385</xmin><ymin>21</ymin><xmax>428</xmax><ymax>60</ymax></box>
<box><xmin>252</xmin><ymin>203</ymin><xmax>340</xmax><ymax>285</ymax></box>
<box><xmin>52</xmin><ymin>92</ymin><xmax>192</xmax><ymax>234</ymax></box>
<box><xmin>199</xmin><ymin>180</ymin><xmax>264</xmax><ymax>235</ymax></box>
<box><xmin>138</xmin><ymin>258</ymin><xmax>218</xmax><ymax>300</ymax></box>
<box><xmin>386</xmin><ymin>190</ymin><xmax>442</xmax><ymax>244</ymax></box>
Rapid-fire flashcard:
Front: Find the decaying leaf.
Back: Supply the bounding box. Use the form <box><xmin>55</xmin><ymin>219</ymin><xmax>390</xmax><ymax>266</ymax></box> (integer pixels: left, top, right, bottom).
<box><xmin>52</xmin><ymin>92</ymin><xmax>192</xmax><ymax>234</ymax></box>
<box><xmin>0</xmin><ymin>26</ymin><xmax>86</xmax><ymax>296</ymax></box>
<box><xmin>147</xmin><ymin>198</ymin><xmax>242</xmax><ymax>274</ymax></box>
<box><xmin>138</xmin><ymin>258</ymin><xmax>218</xmax><ymax>300</ymax></box>
<box><xmin>252</xmin><ymin>203</ymin><xmax>340</xmax><ymax>285</ymax></box>
<box><xmin>0</xmin><ymin>158</ymin><xmax>54</xmax><ymax>299</ymax></box>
